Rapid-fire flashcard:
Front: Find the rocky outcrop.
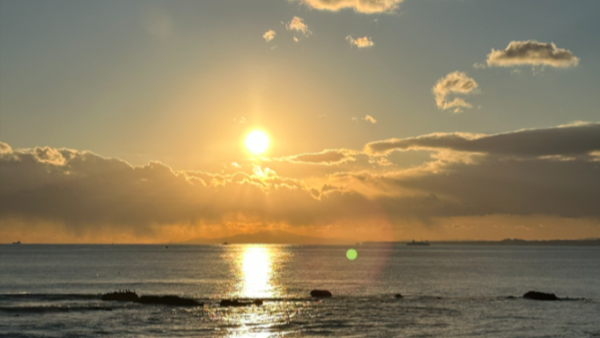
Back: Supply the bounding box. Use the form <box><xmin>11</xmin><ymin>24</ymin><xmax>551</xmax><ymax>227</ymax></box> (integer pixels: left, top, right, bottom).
<box><xmin>220</xmin><ymin>299</ymin><xmax>263</xmax><ymax>307</ymax></box>
<box><xmin>310</xmin><ymin>290</ymin><xmax>332</xmax><ymax>298</ymax></box>
<box><xmin>101</xmin><ymin>291</ymin><xmax>139</xmax><ymax>302</ymax></box>
<box><xmin>101</xmin><ymin>291</ymin><xmax>201</xmax><ymax>306</ymax></box>
<box><xmin>139</xmin><ymin>295</ymin><xmax>202</xmax><ymax>306</ymax></box>
<box><xmin>523</xmin><ymin>291</ymin><xmax>559</xmax><ymax>301</ymax></box>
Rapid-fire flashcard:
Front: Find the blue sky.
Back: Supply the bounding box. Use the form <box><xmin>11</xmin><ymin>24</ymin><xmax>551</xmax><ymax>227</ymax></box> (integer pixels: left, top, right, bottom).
<box><xmin>1</xmin><ymin>0</ymin><xmax>599</xmax><ymax>242</ymax></box>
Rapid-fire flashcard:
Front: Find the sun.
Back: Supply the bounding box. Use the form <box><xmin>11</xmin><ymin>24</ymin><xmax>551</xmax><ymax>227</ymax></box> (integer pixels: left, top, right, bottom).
<box><xmin>245</xmin><ymin>130</ymin><xmax>269</xmax><ymax>154</ymax></box>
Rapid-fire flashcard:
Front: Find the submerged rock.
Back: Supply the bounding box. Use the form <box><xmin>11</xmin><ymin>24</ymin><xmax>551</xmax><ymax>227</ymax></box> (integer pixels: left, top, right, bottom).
<box><xmin>523</xmin><ymin>291</ymin><xmax>559</xmax><ymax>301</ymax></box>
<box><xmin>310</xmin><ymin>290</ymin><xmax>332</xmax><ymax>298</ymax></box>
<box><xmin>220</xmin><ymin>299</ymin><xmax>263</xmax><ymax>307</ymax></box>
<box><xmin>139</xmin><ymin>295</ymin><xmax>202</xmax><ymax>306</ymax></box>
<box><xmin>101</xmin><ymin>291</ymin><xmax>139</xmax><ymax>302</ymax></box>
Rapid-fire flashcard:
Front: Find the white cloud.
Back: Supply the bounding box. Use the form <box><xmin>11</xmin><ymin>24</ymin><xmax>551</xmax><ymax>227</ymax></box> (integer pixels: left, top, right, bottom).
<box><xmin>286</xmin><ymin>16</ymin><xmax>311</xmax><ymax>36</ymax></box>
<box><xmin>487</xmin><ymin>40</ymin><xmax>579</xmax><ymax>68</ymax></box>
<box><xmin>292</xmin><ymin>0</ymin><xmax>404</xmax><ymax>13</ymax></box>
<box><xmin>432</xmin><ymin>71</ymin><xmax>478</xmax><ymax>113</ymax></box>
<box><xmin>263</xmin><ymin>30</ymin><xmax>276</xmax><ymax>42</ymax></box>
<box><xmin>364</xmin><ymin>115</ymin><xmax>377</xmax><ymax>123</ymax></box>
<box><xmin>346</xmin><ymin>35</ymin><xmax>374</xmax><ymax>48</ymax></box>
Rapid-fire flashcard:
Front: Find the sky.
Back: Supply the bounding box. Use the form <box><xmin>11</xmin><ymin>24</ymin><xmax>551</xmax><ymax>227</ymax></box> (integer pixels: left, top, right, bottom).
<box><xmin>1</xmin><ymin>0</ymin><xmax>599</xmax><ymax>243</ymax></box>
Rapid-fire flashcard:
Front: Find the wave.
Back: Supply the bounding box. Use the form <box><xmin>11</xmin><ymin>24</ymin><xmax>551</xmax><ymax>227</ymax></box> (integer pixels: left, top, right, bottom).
<box><xmin>0</xmin><ymin>293</ymin><xmax>101</xmax><ymax>301</ymax></box>
<box><xmin>0</xmin><ymin>305</ymin><xmax>113</xmax><ymax>314</ymax></box>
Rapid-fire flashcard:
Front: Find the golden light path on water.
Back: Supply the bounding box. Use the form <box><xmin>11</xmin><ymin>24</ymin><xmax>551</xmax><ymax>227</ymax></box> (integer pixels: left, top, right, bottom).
<box><xmin>240</xmin><ymin>246</ymin><xmax>274</xmax><ymax>299</ymax></box>
<box><xmin>223</xmin><ymin>245</ymin><xmax>294</xmax><ymax>338</ymax></box>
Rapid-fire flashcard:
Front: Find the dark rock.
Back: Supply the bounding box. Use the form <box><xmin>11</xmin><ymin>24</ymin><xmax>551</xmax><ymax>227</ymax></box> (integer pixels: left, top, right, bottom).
<box><xmin>139</xmin><ymin>295</ymin><xmax>202</xmax><ymax>306</ymax></box>
<box><xmin>102</xmin><ymin>291</ymin><xmax>139</xmax><ymax>302</ymax></box>
<box><xmin>310</xmin><ymin>290</ymin><xmax>332</xmax><ymax>298</ymax></box>
<box><xmin>220</xmin><ymin>299</ymin><xmax>263</xmax><ymax>307</ymax></box>
<box><xmin>394</xmin><ymin>293</ymin><xmax>403</xmax><ymax>298</ymax></box>
<box><xmin>523</xmin><ymin>291</ymin><xmax>559</xmax><ymax>301</ymax></box>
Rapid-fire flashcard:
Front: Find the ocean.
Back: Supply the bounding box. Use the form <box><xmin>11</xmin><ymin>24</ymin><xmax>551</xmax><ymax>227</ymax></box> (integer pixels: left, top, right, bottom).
<box><xmin>1</xmin><ymin>244</ymin><xmax>599</xmax><ymax>337</ymax></box>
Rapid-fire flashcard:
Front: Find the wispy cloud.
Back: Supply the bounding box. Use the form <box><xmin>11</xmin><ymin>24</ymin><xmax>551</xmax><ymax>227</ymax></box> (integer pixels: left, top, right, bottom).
<box><xmin>263</xmin><ymin>30</ymin><xmax>276</xmax><ymax>42</ymax></box>
<box><xmin>365</xmin><ymin>123</ymin><xmax>600</xmax><ymax>158</ymax></box>
<box><xmin>346</xmin><ymin>35</ymin><xmax>374</xmax><ymax>48</ymax></box>
<box><xmin>291</xmin><ymin>0</ymin><xmax>404</xmax><ymax>14</ymax></box>
<box><xmin>487</xmin><ymin>40</ymin><xmax>579</xmax><ymax>68</ymax></box>
<box><xmin>432</xmin><ymin>71</ymin><xmax>478</xmax><ymax>113</ymax></box>
<box><xmin>364</xmin><ymin>115</ymin><xmax>377</xmax><ymax>123</ymax></box>
<box><xmin>283</xmin><ymin>149</ymin><xmax>358</xmax><ymax>165</ymax></box>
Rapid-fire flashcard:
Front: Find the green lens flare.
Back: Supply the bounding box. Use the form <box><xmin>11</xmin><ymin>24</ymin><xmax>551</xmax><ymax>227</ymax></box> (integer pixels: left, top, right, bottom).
<box><xmin>346</xmin><ymin>248</ymin><xmax>358</xmax><ymax>260</ymax></box>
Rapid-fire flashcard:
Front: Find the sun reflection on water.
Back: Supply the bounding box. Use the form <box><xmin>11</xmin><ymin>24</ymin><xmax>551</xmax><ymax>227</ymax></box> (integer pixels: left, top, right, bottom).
<box><xmin>240</xmin><ymin>246</ymin><xmax>274</xmax><ymax>298</ymax></box>
<box><xmin>220</xmin><ymin>245</ymin><xmax>297</xmax><ymax>338</ymax></box>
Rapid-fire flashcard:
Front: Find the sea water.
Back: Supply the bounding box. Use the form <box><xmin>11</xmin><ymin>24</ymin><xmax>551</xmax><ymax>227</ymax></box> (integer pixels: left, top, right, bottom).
<box><xmin>1</xmin><ymin>244</ymin><xmax>599</xmax><ymax>337</ymax></box>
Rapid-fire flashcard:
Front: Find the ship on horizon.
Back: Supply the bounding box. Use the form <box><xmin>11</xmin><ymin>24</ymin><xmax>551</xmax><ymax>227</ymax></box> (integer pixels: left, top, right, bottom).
<box><xmin>407</xmin><ymin>239</ymin><xmax>429</xmax><ymax>246</ymax></box>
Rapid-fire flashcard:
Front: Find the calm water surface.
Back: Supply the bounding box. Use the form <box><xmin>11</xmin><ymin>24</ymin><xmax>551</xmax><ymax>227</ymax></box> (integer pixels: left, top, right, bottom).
<box><xmin>1</xmin><ymin>244</ymin><xmax>599</xmax><ymax>337</ymax></box>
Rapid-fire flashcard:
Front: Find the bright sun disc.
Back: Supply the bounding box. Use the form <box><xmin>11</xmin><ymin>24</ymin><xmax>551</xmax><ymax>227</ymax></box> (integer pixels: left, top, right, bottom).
<box><xmin>245</xmin><ymin>131</ymin><xmax>269</xmax><ymax>154</ymax></box>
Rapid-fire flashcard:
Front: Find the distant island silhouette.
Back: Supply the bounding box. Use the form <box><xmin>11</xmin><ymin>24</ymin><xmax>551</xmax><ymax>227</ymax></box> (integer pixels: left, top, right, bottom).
<box><xmin>178</xmin><ymin>230</ymin><xmax>352</xmax><ymax>245</ymax></box>
<box><xmin>364</xmin><ymin>238</ymin><xmax>600</xmax><ymax>246</ymax></box>
<box><xmin>175</xmin><ymin>231</ymin><xmax>600</xmax><ymax>246</ymax></box>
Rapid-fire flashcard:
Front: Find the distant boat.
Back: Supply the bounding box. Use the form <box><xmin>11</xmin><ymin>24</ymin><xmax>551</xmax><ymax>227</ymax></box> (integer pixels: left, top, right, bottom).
<box><xmin>12</xmin><ymin>241</ymin><xmax>21</xmax><ymax>245</ymax></box>
<box><xmin>222</xmin><ymin>242</ymin><xmax>229</xmax><ymax>245</ymax></box>
<box><xmin>407</xmin><ymin>240</ymin><xmax>429</xmax><ymax>246</ymax></box>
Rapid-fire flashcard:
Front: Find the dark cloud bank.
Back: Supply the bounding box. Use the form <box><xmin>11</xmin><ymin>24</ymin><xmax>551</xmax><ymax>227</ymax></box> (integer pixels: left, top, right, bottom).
<box><xmin>1</xmin><ymin>123</ymin><xmax>599</xmax><ymax>240</ymax></box>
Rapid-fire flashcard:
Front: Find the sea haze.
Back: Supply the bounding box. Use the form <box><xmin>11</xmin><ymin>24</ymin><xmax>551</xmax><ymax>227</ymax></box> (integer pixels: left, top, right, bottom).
<box><xmin>1</xmin><ymin>244</ymin><xmax>599</xmax><ymax>337</ymax></box>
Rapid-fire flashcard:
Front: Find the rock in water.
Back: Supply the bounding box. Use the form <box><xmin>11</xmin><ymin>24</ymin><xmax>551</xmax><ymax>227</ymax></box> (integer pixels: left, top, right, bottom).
<box><xmin>102</xmin><ymin>291</ymin><xmax>139</xmax><ymax>302</ymax></box>
<box><xmin>220</xmin><ymin>299</ymin><xmax>263</xmax><ymax>307</ymax></box>
<box><xmin>523</xmin><ymin>291</ymin><xmax>559</xmax><ymax>301</ymax></box>
<box><xmin>310</xmin><ymin>290</ymin><xmax>332</xmax><ymax>298</ymax></box>
<box><xmin>394</xmin><ymin>293</ymin><xmax>403</xmax><ymax>298</ymax></box>
<box><xmin>139</xmin><ymin>295</ymin><xmax>202</xmax><ymax>306</ymax></box>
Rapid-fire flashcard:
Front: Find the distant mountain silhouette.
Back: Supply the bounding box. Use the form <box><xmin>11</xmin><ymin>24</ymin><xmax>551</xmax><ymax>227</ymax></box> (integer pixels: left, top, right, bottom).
<box><xmin>179</xmin><ymin>230</ymin><xmax>351</xmax><ymax>245</ymax></box>
<box><xmin>424</xmin><ymin>239</ymin><xmax>600</xmax><ymax>246</ymax></box>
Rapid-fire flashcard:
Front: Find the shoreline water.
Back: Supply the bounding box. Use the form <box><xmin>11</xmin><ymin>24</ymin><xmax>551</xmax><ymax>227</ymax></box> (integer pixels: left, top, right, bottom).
<box><xmin>2</xmin><ymin>244</ymin><xmax>599</xmax><ymax>337</ymax></box>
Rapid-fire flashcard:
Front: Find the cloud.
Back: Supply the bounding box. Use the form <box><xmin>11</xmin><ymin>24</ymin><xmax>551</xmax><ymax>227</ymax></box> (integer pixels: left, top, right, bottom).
<box><xmin>364</xmin><ymin>115</ymin><xmax>377</xmax><ymax>123</ymax></box>
<box><xmin>263</xmin><ymin>30</ymin><xmax>276</xmax><ymax>42</ymax></box>
<box><xmin>283</xmin><ymin>149</ymin><xmax>358</xmax><ymax>165</ymax></box>
<box><xmin>0</xmin><ymin>142</ymin><xmax>11</xmax><ymax>154</ymax></box>
<box><xmin>432</xmin><ymin>71</ymin><xmax>478</xmax><ymax>113</ymax></box>
<box><xmin>363</xmin><ymin>123</ymin><xmax>600</xmax><ymax>219</ymax></box>
<box><xmin>0</xmin><ymin>145</ymin><xmax>326</xmax><ymax>229</ymax></box>
<box><xmin>286</xmin><ymin>16</ymin><xmax>311</xmax><ymax>36</ymax></box>
<box><xmin>292</xmin><ymin>0</ymin><xmax>404</xmax><ymax>13</ymax></box>
<box><xmin>346</xmin><ymin>35</ymin><xmax>374</xmax><ymax>48</ymax></box>
<box><xmin>2</xmin><ymin>123</ymin><xmax>599</xmax><ymax>242</ymax></box>
<box><xmin>365</xmin><ymin>123</ymin><xmax>600</xmax><ymax>157</ymax></box>
<box><xmin>487</xmin><ymin>40</ymin><xmax>579</xmax><ymax>68</ymax></box>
